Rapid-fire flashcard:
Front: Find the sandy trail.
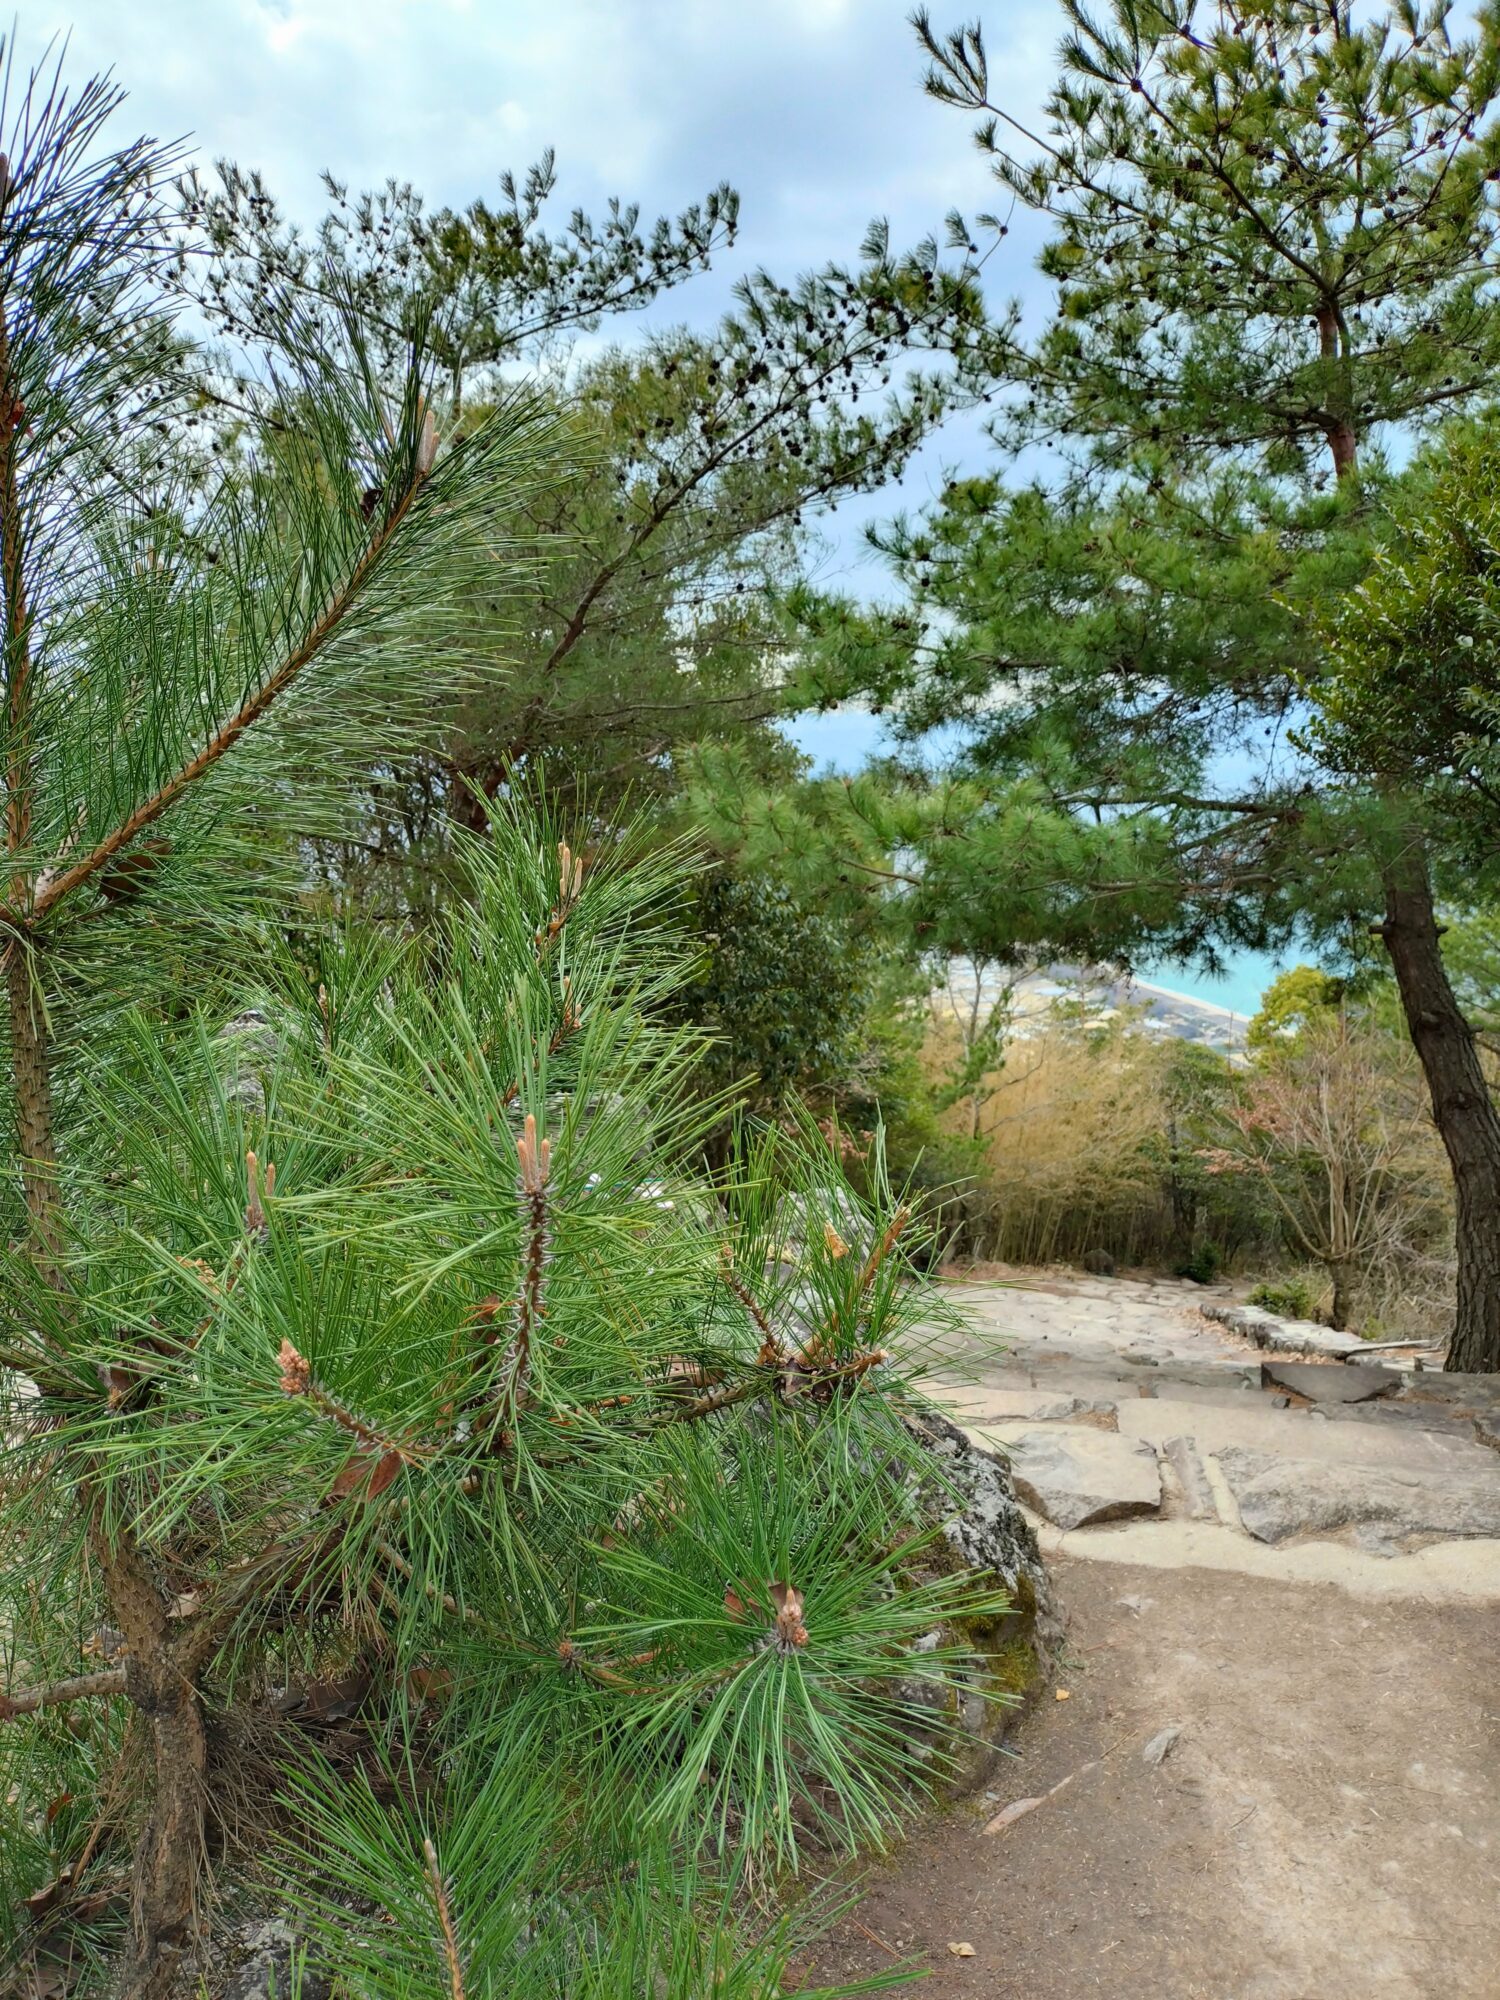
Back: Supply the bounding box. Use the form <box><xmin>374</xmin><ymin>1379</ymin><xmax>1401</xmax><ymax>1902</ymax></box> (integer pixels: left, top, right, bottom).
<box><xmin>808</xmin><ymin>1556</ymin><xmax>1500</xmax><ymax>1999</ymax></box>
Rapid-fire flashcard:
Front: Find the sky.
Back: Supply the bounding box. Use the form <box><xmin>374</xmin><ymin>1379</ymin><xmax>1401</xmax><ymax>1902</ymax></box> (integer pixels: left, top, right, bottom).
<box><xmin>40</xmin><ymin>0</ymin><xmax>1291</xmax><ymax>1015</ymax></box>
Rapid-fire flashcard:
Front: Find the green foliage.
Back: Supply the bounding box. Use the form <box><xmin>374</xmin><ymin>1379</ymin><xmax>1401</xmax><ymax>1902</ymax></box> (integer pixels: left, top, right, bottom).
<box><xmin>0</xmin><ymin>61</ymin><xmax>1006</xmax><ymax>1995</ymax></box>
<box><xmin>1438</xmin><ymin>904</ymin><xmax>1500</xmax><ymax>1041</ymax></box>
<box><xmin>1172</xmin><ymin>1238</ymin><xmax>1223</xmax><ymax>1285</ymax></box>
<box><xmin>671</xmin><ymin>868</ymin><xmax>886</xmax><ymax>1120</ymax></box>
<box><xmin>190</xmin><ymin>160</ymin><xmax>985</xmax><ymax>859</ymax></box>
<box><xmin>1248</xmin><ymin>1273</ymin><xmax>1318</xmax><ymax>1319</ymax></box>
<box><xmin>919</xmin><ymin>0</ymin><xmax>1500</xmax><ymax>481</ymax></box>
<box><xmin>757</xmin><ymin>0</ymin><xmax>1500</xmax><ymax>989</ymax></box>
<box><xmin>1247</xmin><ymin>965</ymin><xmax>1348</xmax><ymax>1053</ymax></box>
<box><xmin>1313</xmin><ymin>424</ymin><xmax>1500</xmax><ymax>846</ymax></box>
<box><xmin>3</xmin><ymin>808</ymin><xmax>1005</xmax><ymax>1986</ymax></box>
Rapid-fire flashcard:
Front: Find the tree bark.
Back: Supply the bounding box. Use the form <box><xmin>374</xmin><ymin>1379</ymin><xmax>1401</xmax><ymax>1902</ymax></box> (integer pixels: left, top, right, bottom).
<box><xmin>96</xmin><ymin>1511</ymin><xmax>208</xmax><ymax>2000</ymax></box>
<box><xmin>1381</xmin><ymin>845</ymin><xmax>1500</xmax><ymax>1372</ymax></box>
<box><xmin>1327</xmin><ymin>1259</ymin><xmax>1355</xmax><ymax>1332</ymax></box>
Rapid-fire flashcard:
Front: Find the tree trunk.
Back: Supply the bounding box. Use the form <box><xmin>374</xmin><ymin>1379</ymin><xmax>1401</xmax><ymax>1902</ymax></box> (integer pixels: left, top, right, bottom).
<box><xmin>1381</xmin><ymin>846</ymin><xmax>1500</xmax><ymax>1372</ymax></box>
<box><xmin>98</xmin><ymin>1512</ymin><xmax>208</xmax><ymax>2000</ymax></box>
<box><xmin>1327</xmin><ymin>1259</ymin><xmax>1355</xmax><ymax>1332</ymax></box>
<box><xmin>6</xmin><ymin>939</ymin><xmax>64</xmax><ymax>1285</ymax></box>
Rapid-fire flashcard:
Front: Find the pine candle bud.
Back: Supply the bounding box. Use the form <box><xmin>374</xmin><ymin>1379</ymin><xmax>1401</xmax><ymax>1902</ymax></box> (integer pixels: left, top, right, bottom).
<box><xmin>277</xmin><ymin>1339</ymin><xmax>311</xmax><ymax>1396</ymax></box>
<box><xmin>516</xmin><ymin>1113</ymin><xmax>551</xmax><ymax>1193</ymax></box>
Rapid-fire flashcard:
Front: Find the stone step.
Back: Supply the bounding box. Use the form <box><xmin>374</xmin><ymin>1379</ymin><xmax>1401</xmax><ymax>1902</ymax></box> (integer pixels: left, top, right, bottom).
<box><xmin>1214</xmin><ymin>1445</ymin><xmax>1500</xmax><ymax>1554</ymax></box>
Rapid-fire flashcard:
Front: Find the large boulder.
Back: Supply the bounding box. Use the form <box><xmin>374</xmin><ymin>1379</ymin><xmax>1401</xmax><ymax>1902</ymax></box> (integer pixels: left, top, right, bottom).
<box><xmin>898</xmin><ymin>1410</ymin><xmax>1063</xmax><ymax>1793</ymax></box>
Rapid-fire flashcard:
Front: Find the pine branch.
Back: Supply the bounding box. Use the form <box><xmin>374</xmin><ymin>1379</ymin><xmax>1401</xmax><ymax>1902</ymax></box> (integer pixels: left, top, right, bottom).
<box><xmin>422</xmin><ymin>1838</ymin><xmax>467</xmax><ymax>2000</ymax></box>
<box><xmin>0</xmin><ymin>1667</ymin><xmax>127</xmax><ymax>1720</ymax></box>
<box><xmin>20</xmin><ymin>431</ymin><xmax>437</xmax><ymax>929</ymax></box>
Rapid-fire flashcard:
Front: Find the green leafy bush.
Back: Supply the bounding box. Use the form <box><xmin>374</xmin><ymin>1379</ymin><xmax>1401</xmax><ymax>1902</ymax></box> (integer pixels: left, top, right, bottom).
<box><xmin>1173</xmin><ymin>1240</ymin><xmax>1224</xmax><ymax>1286</ymax></box>
<box><xmin>1248</xmin><ymin>1276</ymin><xmax>1320</xmax><ymax>1320</ymax></box>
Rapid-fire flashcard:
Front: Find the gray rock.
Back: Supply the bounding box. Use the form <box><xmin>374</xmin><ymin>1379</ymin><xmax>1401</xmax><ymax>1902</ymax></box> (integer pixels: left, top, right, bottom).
<box><xmin>1216</xmin><ymin>1446</ymin><xmax>1500</xmax><ymax>1550</ymax></box>
<box><xmin>218</xmin><ymin>1918</ymin><xmax>332</xmax><ymax>2000</ymax></box>
<box><xmin>1003</xmin><ymin>1428</ymin><xmax>1162</xmax><ymax>1531</ymax></box>
<box><xmin>1142</xmin><ymin>1724</ymin><xmax>1183</xmax><ymax>1768</ymax></box>
<box><xmin>901</xmin><ymin>1410</ymin><xmax>1063</xmax><ymax>1792</ymax></box>
<box><xmin>1261</xmin><ymin>1360</ymin><xmax>1394</xmax><ymax>1404</ymax></box>
<box><xmin>1034</xmin><ymin>1394</ymin><xmax>1118</xmax><ymax>1425</ymax></box>
<box><xmin>1162</xmin><ymin>1435</ymin><xmax>1216</xmax><ymax>1521</ymax></box>
<box><xmin>1317</xmin><ymin>1401</ymin><xmax>1478</xmax><ymax>1439</ymax></box>
<box><xmin>1203</xmin><ymin>1303</ymin><xmax>1367</xmax><ymax>1361</ymax></box>
<box><xmin>907</xmin><ymin>1410</ymin><xmax>1060</xmax><ymax>1640</ymax></box>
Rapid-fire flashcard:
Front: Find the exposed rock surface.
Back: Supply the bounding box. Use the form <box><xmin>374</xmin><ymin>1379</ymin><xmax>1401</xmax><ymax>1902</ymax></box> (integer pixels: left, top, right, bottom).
<box><xmin>1216</xmin><ymin>1445</ymin><xmax>1500</xmax><ymax>1551</ymax></box>
<box><xmin>1002</xmin><ymin>1427</ymin><xmax>1162</xmax><ymax>1532</ymax></box>
<box><xmin>1260</xmin><ymin>1360</ymin><xmax>1395</xmax><ymax>1404</ymax></box>
<box><xmin>1161</xmin><ymin>1434</ymin><xmax>1217</xmax><ymax>1521</ymax></box>
<box><xmin>926</xmin><ymin>1267</ymin><xmax>1500</xmax><ymax>1571</ymax></box>
<box><xmin>217</xmin><ymin>1916</ymin><xmax>333</xmax><ymax>2000</ymax></box>
<box><xmin>906</xmin><ymin>1408</ymin><xmax>1061</xmax><ymax>1647</ymax></box>
<box><xmin>902</xmin><ymin>1409</ymin><xmax>1063</xmax><ymax>1791</ymax></box>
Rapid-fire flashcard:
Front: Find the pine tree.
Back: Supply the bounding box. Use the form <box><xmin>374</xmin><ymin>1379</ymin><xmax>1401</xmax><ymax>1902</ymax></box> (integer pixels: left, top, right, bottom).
<box><xmin>0</xmin><ymin>53</ymin><xmax>1010</xmax><ymax>1998</ymax></box>
<box><xmin>917</xmin><ymin>0</ymin><xmax>1500</xmax><ymax>484</ymax></box>
<box><xmin>187</xmin><ymin>167</ymin><xmax>986</xmax><ymax>865</ymax></box>
<box><xmin>753</xmin><ymin>0</ymin><xmax>1500</xmax><ymax>1366</ymax></box>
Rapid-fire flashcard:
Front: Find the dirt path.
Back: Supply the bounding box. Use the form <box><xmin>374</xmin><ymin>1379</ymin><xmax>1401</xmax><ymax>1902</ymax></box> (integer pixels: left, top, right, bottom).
<box><xmin>808</xmin><ymin>1555</ymin><xmax>1500</xmax><ymax>1999</ymax></box>
<box><xmin>802</xmin><ymin>1271</ymin><xmax>1500</xmax><ymax>1999</ymax></box>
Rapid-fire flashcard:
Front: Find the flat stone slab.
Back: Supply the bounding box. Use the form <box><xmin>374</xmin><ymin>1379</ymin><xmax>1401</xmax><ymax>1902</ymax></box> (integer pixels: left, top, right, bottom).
<box><xmin>1002</xmin><ymin>1428</ymin><xmax>1162</xmax><ymax>1532</ymax></box>
<box><xmin>1217</xmin><ymin>1446</ymin><xmax>1500</xmax><ymax>1552</ymax></box>
<box><xmin>943</xmin><ymin>1386</ymin><xmax>1118</xmax><ymax>1427</ymax></box>
<box><xmin>1261</xmin><ymin>1361</ymin><xmax>1395</xmax><ymax>1405</ymax></box>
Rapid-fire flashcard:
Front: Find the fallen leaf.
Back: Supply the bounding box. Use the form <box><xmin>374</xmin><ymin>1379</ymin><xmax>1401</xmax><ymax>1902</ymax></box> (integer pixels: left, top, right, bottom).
<box><xmin>947</xmin><ymin>1941</ymin><xmax>976</xmax><ymax>1957</ymax></box>
<box><xmin>1055</xmin><ymin>1687</ymin><xmax>1071</xmax><ymax>1701</ymax></box>
<box><xmin>328</xmin><ymin>1448</ymin><xmax>403</xmax><ymax>1504</ymax></box>
<box><xmin>982</xmin><ymin>1759</ymin><xmax>1095</xmax><ymax>1836</ymax></box>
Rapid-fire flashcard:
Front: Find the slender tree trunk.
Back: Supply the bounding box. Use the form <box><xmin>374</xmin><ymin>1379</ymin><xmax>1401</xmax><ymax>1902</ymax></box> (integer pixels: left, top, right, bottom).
<box><xmin>1327</xmin><ymin>1259</ymin><xmax>1355</xmax><ymax>1332</ymax></box>
<box><xmin>1380</xmin><ymin>845</ymin><xmax>1500</xmax><ymax>1372</ymax></box>
<box><xmin>94</xmin><ymin>1509</ymin><xmax>207</xmax><ymax>1999</ymax></box>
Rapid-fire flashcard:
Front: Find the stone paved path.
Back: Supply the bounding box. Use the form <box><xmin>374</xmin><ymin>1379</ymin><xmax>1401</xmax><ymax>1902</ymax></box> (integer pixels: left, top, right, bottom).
<box><xmin>924</xmin><ymin>1268</ymin><xmax>1500</xmax><ymax>1594</ymax></box>
<box><xmin>804</xmin><ymin>1269</ymin><xmax>1500</xmax><ymax>1999</ymax></box>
